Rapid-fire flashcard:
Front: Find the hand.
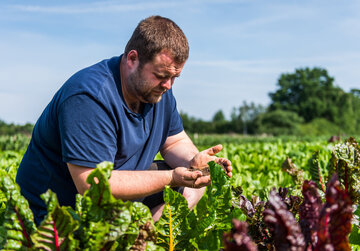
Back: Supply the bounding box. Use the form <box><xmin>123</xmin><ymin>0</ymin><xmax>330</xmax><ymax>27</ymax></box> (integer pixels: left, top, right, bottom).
<box><xmin>171</xmin><ymin>167</ymin><xmax>211</xmax><ymax>188</ymax></box>
<box><xmin>190</xmin><ymin>144</ymin><xmax>232</xmax><ymax>178</ymax></box>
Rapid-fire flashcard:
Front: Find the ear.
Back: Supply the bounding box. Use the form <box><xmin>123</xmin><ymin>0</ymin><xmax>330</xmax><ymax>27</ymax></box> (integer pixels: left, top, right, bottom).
<box><xmin>126</xmin><ymin>50</ymin><xmax>139</xmax><ymax>70</ymax></box>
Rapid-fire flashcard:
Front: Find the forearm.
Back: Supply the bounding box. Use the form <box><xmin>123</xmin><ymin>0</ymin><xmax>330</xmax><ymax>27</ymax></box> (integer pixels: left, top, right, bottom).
<box><xmin>68</xmin><ymin>163</ymin><xmax>173</xmax><ymax>200</ymax></box>
<box><xmin>160</xmin><ymin>131</ymin><xmax>208</xmax><ymax>207</ymax></box>
<box><xmin>161</xmin><ymin>131</ymin><xmax>199</xmax><ymax>168</ymax></box>
<box><xmin>108</xmin><ymin>170</ymin><xmax>173</xmax><ymax>200</ymax></box>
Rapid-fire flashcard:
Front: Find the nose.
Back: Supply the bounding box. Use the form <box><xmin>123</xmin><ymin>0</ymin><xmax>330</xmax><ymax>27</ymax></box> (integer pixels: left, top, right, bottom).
<box><xmin>161</xmin><ymin>78</ymin><xmax>173</xmax><ymax>90</ymax></box>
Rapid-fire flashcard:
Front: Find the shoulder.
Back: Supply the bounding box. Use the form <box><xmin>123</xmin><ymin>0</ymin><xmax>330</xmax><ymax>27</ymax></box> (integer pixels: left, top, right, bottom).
<box><xmin>57</xmin><ymin>57</ymin><xmax>121</xmax><ymax>105</ymax></box>
<box><xmin>65</xmin><ymin>57</ymin><xmax>118</xmax><ymax>94</ymax></box>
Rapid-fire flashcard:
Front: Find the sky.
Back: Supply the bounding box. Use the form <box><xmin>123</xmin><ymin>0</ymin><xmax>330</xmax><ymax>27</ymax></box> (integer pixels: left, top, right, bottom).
<box><xmin>0</xmin><ymin>0</ymin><xmax>359</xmax><ymax>124</ymax></box>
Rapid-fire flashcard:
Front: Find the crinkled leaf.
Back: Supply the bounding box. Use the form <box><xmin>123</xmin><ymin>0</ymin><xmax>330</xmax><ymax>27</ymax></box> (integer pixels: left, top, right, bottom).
<box><xmin>0</xmin><ymin>172</ymin><xmax>36</xmax><ymax>250</ymax></box>
<box><xmin>31</xmin><ymin>190</ymin><xmax>79</xmax><ymax>250</ymax></box>
<box><xmin>282</xmin><ymin>157</ymin><xmax>304</xmax><ymax>189</ymax></box>
<box><xmin>76</xmin><ymin>162</ymin><xmax>132</xmax><ymax>250</ymax></box>
<box><xmin>155</xmin><ymin>186</ymin><xmax>191</xmax><ymax>250</ymax></box>
<box><xmin>329</xmin><ymin>138</ymin><xmax>360</xmax><ymax>204</ymax></box>
<box><xmin>234</xmin><ymin>195</ymin><xmax>269</xmax><ymax>249</ymax></box>
<box><xmin>315</xmin><ymin>173</ymin><xmax>353</xmax><ymax>251</ymax></box>
<box><xmin>230</xmin><ymin>185</ymin><xmax>255</xmax><ymax>219</ymax></box>
<box><xmin>309</xmin><ymin>151</ymin><xmax>326</xmax><ymax>193</ymax></box>
<box><xmin>263</xmin><ymin>189</ymin><xmax>305</xmax><ymax>250</ymax></box>
<box><xmin>189</xmin><ymin>161</ymin><xmax>233</xmax><ymax>250</ymax></box>
<box><xmin>118</xmin><ymin>202</ymin><xmax>157</xmax><ymax>250</ymax></box>
<box><xmin>223</xmin><ymin>219</ymin><xmax>258</xmax><ymax>251</ymax></box>
<box><xmin>277</xmin><ymin>187</ymin><xmax>302</xmax><ymax>217</ymax></box>
<box><xmin>299</xmin><ymin>180</ymin><xmax>323</xmax><ymax>249</ymax></box>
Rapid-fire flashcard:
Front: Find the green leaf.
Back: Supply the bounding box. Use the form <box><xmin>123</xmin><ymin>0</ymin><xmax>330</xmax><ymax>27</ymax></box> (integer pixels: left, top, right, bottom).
<box><xmin>189</xmin><ymin>161</ymin><xmax>233</xmax><ymax>250</ymax></box>
<box><xmin>118</xmin><ymin>202</ymin><xmax>157</xmax><ymax>250</ymax></box>
<box><xmin>156</xmin><ymin>186</ymin><xmax>191</xmax><ymax>250</ymax></box>
<box><xmin>329</xmin><ymin>138</ymin><xmax>360</xmax><ymax>204</ymax></box>
<box><xmin>309</xmin><ymin>151</ymin><xmax>326</xmax><ymax>193</ymax></box>
<box><xmin>0</xmin><ymin>172</ymin><xmax>36</xmax><ymax>250</ymax></box>
<box><xmin>31</xmin><ymin>190</ymin><xmax>79</xmax><ymax>250</ymax></box>
<box><xmin>76</xmin><ymin>161</ymin><xmax>132</xmax><ymax>250</ymax></box>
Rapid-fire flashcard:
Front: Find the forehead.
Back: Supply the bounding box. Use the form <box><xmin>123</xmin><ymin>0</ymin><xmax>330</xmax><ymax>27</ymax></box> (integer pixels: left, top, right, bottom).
<box><xmin>146</xmin><ymin>50</ymin><xmax>185</xmax><ymax>74</ymax></box>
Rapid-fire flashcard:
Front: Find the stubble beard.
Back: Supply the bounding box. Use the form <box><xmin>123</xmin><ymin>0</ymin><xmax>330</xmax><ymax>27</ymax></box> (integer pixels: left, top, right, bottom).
<box><xmin>127</xmin><ymin>68</ymin><xmax>164</xmax><ymax>104</ymax></box>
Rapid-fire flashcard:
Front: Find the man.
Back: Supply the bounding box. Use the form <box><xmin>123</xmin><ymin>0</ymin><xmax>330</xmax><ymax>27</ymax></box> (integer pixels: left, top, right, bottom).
<box><xmin>16</xmin><ymin>15</ymin><xmax>232</xmax><ymax>225</ymax></box>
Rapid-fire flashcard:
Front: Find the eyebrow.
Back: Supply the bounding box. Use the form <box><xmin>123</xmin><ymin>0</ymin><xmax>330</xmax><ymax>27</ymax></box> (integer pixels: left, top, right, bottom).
<box><xmin>154</xmin><ymin>71</ymin><xmax>181</xmax><ymax>78</ymax></box>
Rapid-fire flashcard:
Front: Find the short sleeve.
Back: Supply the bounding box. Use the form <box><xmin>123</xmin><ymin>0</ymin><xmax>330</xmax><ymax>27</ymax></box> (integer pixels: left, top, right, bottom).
<box><xmin>167</xmin><ymin>93</ymin><xmax>184</xmax><ymax>136</ymax></box>
<box><xmin>58</xmin><ymin>94</ymin><xmax>117</xmax><ymax>168</ymax></box>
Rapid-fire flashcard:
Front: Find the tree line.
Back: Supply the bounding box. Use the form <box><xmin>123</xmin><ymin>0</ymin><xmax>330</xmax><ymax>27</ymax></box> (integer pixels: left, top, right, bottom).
<box><xmin>181</xmin><ymin>67</ymin><xmax>360</xmax><ymax>136</ymax></box>
<box><xmin>0</xmin><ymin>120</ymin><xmax>33</xmax><ymax>136</ymax></box>
<box><xmin>1</xmin><ymin>67</ymin><xmax>359</xmax><ymax>137</ymax></box>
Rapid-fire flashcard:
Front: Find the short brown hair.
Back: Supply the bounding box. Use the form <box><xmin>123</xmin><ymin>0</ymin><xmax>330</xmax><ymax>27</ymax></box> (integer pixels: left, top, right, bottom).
<box><xmin>124</xmin><ymin>16</ymin><xmax>189</xmax><ymax>65</ymax></box>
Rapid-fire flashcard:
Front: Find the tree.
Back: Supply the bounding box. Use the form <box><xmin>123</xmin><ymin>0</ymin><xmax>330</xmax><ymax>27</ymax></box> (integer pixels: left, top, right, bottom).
<box><xmin>268</xmin><ymin>67</ymin><xmax>357</xmax><ymax>134</ymax></box>
<box><xmin>231</xmin><ymin>102</ymin><xmax>265</xmax><ymax>135</ymax></box>
<box><xmin>212</xmin><ymin>110</ymin><xmax>226</xmax><ymax>123</ymax></box>
<box><xmin>269</xmin><ymin>67</ymin><xmax>339</xmax><ymax>122</ymax></box>
<box><xmin>256</xmin><ymin>110</ymin><xmax>304</xmax><ymax>136</ymax></box>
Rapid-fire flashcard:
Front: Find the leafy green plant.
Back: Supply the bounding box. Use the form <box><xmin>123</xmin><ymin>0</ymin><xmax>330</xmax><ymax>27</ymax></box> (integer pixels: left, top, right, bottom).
<box><xmin>329</xmin><ymin>137</ymin><xmax>360</xmax><ymax>204</ymax></box>
<box><xmin>0</xmin><ymin>162</ymin><xmax>159</xmax><ymax>250</ymax></box>
<box><xmin>0</xmin><ymin>170</ymin><xmax>36</xmax><ymax>249</ymax></box>
<box><xmin>31</xmin><ymin>190</ymin><xmax>79</xmax><ymax>250</ymax></box>
<box><xmin>156</xmin><ymin>161</ymin><xmax>241</xmax><ymax>250</ymax></box>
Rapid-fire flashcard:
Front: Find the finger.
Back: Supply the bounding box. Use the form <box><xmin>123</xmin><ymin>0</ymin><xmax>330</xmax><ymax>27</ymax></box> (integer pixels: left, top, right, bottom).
<box><xmin>183</xmin><ymin>170</ymin><xmax>202</xmax><ymax>181</ymax></box>
<box><xmin>194</xmin><ymin>175</ymin><xmax>211</xmax><ymax>187</ymax></box>
<box><xmin>204</xmin><ymin>144</ymin><xmax>223</xmax><ymax>156</ymax></box>
<box><xmin>215</xmin><ymin>158</ymin><xmax>232</xmax><ymax>172</ymax></box>
<box><xmin>214</xmin><ymin>158</ymin><xmax>233</xmax><ymax>177</ymax></box>
<box><xmin>215</xmin><ymin>157</ymin><xmax>231</xmax><ymax>167</ymax></box>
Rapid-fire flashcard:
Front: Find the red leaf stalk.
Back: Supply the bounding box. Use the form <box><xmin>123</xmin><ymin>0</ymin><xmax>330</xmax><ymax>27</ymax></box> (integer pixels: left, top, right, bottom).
<box><xmin>53</xmin><ymin>220</ymin><xmax>60</xmax><ymax>251</ymax></box>
<box><xmin>15</xmin><ymin>207</ymin><xmax>31</xmax><ymax>248</ymax></box>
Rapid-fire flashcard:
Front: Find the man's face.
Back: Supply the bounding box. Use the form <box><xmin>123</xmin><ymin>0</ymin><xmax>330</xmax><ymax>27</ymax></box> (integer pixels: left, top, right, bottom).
<box><xmin>127</xmin><ymin>50</ymin><xmax>185</xmax><ymax>104</ymax></box>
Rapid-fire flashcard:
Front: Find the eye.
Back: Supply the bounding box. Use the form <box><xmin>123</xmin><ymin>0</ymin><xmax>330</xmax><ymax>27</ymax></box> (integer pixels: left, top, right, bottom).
<box><xmin>154</xmin><ymin>73</ymin><xmax>167</xmax><ymax>80</ymax></box>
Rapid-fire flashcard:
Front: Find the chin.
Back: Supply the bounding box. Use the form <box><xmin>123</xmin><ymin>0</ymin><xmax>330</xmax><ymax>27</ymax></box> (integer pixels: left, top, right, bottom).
<box><xmin>143</xmin><ymin>94</ymin><xmax>162</xmax><ymax>104</ymax></box>
<box><xmin>151</xmin><ymin>96</ymin><xmax>162</xmax><ymax>104</ymax></box>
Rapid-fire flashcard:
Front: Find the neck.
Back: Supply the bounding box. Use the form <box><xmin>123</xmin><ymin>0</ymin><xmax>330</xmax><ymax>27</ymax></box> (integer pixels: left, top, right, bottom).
<box><xmin>120</xmin><ymin>57</ymin><xmax>143</xmax><ymax>113</ymax></box>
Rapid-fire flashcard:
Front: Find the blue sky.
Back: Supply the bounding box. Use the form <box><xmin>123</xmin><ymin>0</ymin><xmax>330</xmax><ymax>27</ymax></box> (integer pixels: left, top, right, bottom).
<box><xmin>1</xmin><ymin>0</ymin><xmax>359</xmax><ymax>124</ymax></box>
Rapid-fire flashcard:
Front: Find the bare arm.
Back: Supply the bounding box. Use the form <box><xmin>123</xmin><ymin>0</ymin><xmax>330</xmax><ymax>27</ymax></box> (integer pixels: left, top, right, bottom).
<box><xmin>68</xmin><ymin>161</ymin><xmax>205</xmax><ymax>201</ymax></box>
<box><xmin>160</xmin><ymin>130</ymin><xmax>199</xmax><ymax>169</ymax></box>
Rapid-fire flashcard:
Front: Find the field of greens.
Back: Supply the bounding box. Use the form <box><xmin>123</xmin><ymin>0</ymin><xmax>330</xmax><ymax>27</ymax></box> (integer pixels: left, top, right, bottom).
<box><xmin>0</xmin><ymin>134</ymin><xmax>359</xmax><ymax>250</ymax></box>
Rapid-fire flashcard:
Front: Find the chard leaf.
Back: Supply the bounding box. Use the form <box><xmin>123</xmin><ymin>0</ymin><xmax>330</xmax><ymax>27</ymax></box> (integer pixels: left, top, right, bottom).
<box><xmin>299</xmin><ymin>180</ymin><xmax>323</xmax><ymax>249</ymax></box>
<box><xmin>277</xmin><ymin>187</ymin><xmax>302</xmax><ymax>218</ymax></box>
<box><xmin>349</xmin><ymin>224</ymin><xmax>360</xmax><ymax>246</ymax></box>
<box><xmin>31</xmin><ymin>190</ymin><xmax>79</xmax><ymax>250</ymax></box>
<box><xmin>0</xmin><ymin>172</ymin><xmax>36</xmax><ymax>250</ymax></box>
<box><xmin>76</xmin><ymin>162</ymin><xmax>132</xmax><ymax>250</ymax></box>
<box><xmin>223</xmin><ymin>219</ymin><xmax>258</xmax><ymax>251</ymax></box>
<box><xmin>156</xmin><ymin>186</ymin><xmax>191</xmax><ymax>251</ymax></box>
<box><xmin>281</xmin><ymin>157</ymin><xmax>304</xmax><ymax>189</ymax></box>
<box><xmin>309</xmin><ymin>151</ymin><xmax>326</xmax><ymax>193</ymax></box>
<box><xmin>118</xmin><ymin>202</ymin><xmax>157</xmax><ymax>250</ymax></box>
<box><xmin>329</xmin><ymin>138</ymin><xmax>360</xmax><ymax>204</ymax></box>
<box><xmin>231</xmin><ymin>186</ymin><xmax>269</xmax><ymax>248</ymax></box>
<box><xmin>316</xmin><ymin>173</ymin><xmax>353</xmax><ymax>251</ymax></box>
<box><xmin>189</xmin><ymin>161</ymin><xmax>233</xmax><ymax>250</ymax></box>
<box><xmin>246</xmin><ymin>201</ymin><xmax>269</xmax><ymax>249</ymax></box>
<box><xmin>263</xmin><ymin>189</ymin><xmax>306</xmax><ymax>250</ymax></box>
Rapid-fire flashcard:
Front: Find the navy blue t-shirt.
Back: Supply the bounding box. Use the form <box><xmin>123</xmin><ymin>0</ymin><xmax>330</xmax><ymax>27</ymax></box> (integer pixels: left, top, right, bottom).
<box><xmin>16</xmin><ymin>55</ymin><xmax>184</xmax><ymax>224</ymax></box>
